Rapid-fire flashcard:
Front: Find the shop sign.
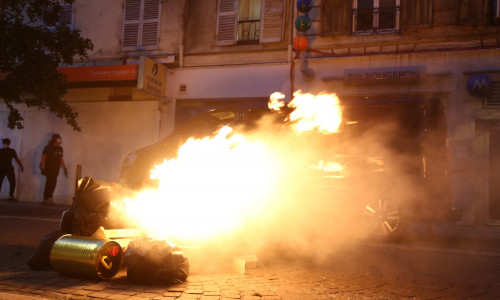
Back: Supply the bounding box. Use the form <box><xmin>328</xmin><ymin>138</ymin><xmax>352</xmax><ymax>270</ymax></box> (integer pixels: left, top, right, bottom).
<box><xmin>137</xmin><ymin>56</ymin><xmax>166</xmax><ymax>98</ymax></box>
<box><xmin>58</xmin><ymin>65</ymin><xmax>138</xmax><ymax>82</ymax></box>
<box><xmin>466</xmin><ymin>73</ymin><xmax>493</xmax><ymax>98</ymax></box>
<box><xmin>344</xmin><ymin>66</ymin><xmax>425</xmax><ymax>84</ymax></box>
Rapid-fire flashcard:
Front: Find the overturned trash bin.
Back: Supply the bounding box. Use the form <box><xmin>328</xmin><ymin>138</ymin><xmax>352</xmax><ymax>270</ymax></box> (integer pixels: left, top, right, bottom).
<box><xmin>50</xmin><ymin>235</ymin><xmax>123</xmax><ymax>280</ymax></box>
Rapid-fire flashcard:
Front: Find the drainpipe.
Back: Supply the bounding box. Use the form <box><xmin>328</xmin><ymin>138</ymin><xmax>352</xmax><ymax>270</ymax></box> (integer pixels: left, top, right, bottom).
<box><xmin>288</xmin><ymin>0</ymin><xmax>294</xmax><ymax>63</ymax></box>
<box><xmin>179</xmin><ymin>0</ymin><xmax>189</xmax><ymax>68</ymax></box>
<box><xmin>300</xmin><ymin>50</ymin><xmax>314</xmax><ymax>79</ymax></box>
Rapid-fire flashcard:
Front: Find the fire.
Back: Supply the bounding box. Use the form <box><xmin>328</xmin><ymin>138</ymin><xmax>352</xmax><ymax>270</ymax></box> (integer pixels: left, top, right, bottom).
<box><xmin>268</xmin><ymin>90</ymin><xmax>342</xmax><ymax>134</ymax></box>
<box><xmin>118</xmin><ymin>126</ymin><xmax>279</xmax><ymax>243</ymax></box>
<box><xmin>118</xmin><ymin>91</ymin><xmax>344</xmax><ymax>244</ymax></box>
<box><xmin>288</xmin><ymin>90</ymin><xmax>342</xmax><ymax>134</ymax></box>
<box><xmin>268</xmin><ymin>92</ymin><xmax>286</xmax><ymax>111</ymax></box>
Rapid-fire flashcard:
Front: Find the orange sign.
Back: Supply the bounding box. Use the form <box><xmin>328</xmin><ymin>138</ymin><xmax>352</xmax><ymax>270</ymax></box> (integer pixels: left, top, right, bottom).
<box><xmin>58</xmin><ymin>65</ymin><xmax>138</xmax><ymax>82</ymax></box>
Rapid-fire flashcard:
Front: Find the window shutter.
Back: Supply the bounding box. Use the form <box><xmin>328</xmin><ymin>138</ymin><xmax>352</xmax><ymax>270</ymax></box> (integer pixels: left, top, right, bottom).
<box><xmin>60</xmin><ymin>3</ymin><xmax>74</xmax><ymax>29</ymax></box>
<box><xmin>260</xmin><ymin>0</ymin><xmax>285</xmax><ymax>43</ymax></box>
<box><xmin>216</xmin><ymin>0</ymin><xmax>238</xmax><ymax>46</ymax></box>
<box><xmin>458</xmin><ymin>0</ymin><xmax>488</xmax><ymax>26</ymax></box>
<box><xmin>432</xmin><ymin>0</ymin><xmax>459</xmax><ymax>26</ymax></box>
<box><xmin>141</xmin><ymin>0</ymin><xmax>161</xmax><ymax>47</ymax></box>
<box><xmin>122</xmin><ymin>0</ymin><xmax>141</xmax><ymax>48</ymax></box>
<box><xmin>401</xmin><ymin>0</ymin><xmax>432</xmax><ymax>30</ymax></box>
<box><xmin>321</xmin><ymin>0</ymin><xmax>350</xmax><ymax>37</ymax></box>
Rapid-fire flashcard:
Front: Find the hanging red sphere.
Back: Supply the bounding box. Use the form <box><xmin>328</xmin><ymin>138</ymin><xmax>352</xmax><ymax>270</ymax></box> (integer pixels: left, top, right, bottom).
<box><xmin>293</xmin><ymin>35</ymin><xmax>309</xmax><ymax>51</ymax></box>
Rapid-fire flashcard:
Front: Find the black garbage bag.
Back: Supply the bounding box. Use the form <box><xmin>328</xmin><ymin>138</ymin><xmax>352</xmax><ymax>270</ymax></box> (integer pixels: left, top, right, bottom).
<box><xmin>71</xmin><ymin>177</ymin><xmax>130</xmax><ymax>236</ymax></box>
<box><xmin>27</xmin><ymin>230</ymin><xmax>67</xmax><ymax>271</ymax></box>
<box><xmin>125</xmin><ymin>237</ymin><xmax>189</xmax><ymax>284</ymax></box>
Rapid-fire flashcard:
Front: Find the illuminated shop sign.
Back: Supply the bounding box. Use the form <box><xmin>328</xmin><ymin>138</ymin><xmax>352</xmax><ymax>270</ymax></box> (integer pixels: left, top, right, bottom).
<box><xmin>58</xmin><ymin>65</ymin><xmax>138</xmax><ymax>82</ymax></box>
<box><xmin>344</xmin><ymin>66</ymin><xmax>425</xmax><ymax>83</ymax></box>
<box><xmin>137</xmin><ymin>56</ymin><xmax>166</xmax><ymax>98</ymax></box>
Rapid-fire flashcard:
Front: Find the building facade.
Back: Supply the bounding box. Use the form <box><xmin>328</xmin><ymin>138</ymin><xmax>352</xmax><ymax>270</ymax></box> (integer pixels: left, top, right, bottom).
<box><xmin>1</xmin><ymin>0</ymin><xmax>500</xmax><ymax>228</ymax></box>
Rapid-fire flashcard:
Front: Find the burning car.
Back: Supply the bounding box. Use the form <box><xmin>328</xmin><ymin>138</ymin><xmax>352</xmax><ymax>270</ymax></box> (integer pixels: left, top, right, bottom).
<box><xmin>118</xmin><ymin>93</ymin><xmax>455</xmax><ymax>241</ymax></box>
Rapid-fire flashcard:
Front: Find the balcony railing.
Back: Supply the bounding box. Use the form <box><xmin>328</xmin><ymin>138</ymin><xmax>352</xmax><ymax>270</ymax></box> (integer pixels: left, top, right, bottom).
<box><xmin>237</xmin><ymin>19</ymin><xmax>260</xmax><ymax>43</ymax></box>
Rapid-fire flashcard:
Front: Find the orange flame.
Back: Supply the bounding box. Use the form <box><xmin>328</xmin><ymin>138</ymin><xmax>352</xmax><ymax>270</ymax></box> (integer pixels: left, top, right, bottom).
<box><xmin>118</xmin><ymin>91</ymin><xmax>344</xmax><ymax>244</ymax></box>
<box><xmin>288</xmin><ymin>90</ymin><xmax>342</xmax><ymax>134</ymax></box>
<box><xmin>268</xmin><ymin>92</ymin><xmax>286</xmax><ymax>111</ymax></box>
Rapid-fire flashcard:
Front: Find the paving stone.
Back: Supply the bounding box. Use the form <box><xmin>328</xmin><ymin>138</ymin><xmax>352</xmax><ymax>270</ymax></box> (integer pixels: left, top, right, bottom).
<box><xmin>71</xmin><ymin>289</ymin><xmax>95</xmax><ymax>296</ymax></box>
<box><xmin>200</xmin><ymin>296</ymin><xmax>221</xmax><ymax>300</ymax></box>
<box><xmin>134</xmin><ymin>292</ymin><xmax>163</xmax><ymax>298</ymax></box>
<box><xmin>168</xmin><ymin>286</ymin><xmax>186</xmax><ymax>292</ymax></box>
<box><xmin>177</xmin><ymin>295</ymin><xmax>202</xmax><ymax>300</ymax></box>
<box><xmin>83</xmin><ymin>283</ymin><xmax>110</xmax><ymax>291</ymax></box>
<box><xmin>204</xmin><ymin>285</ymin><xmax>220</xmax><ymax>292</ymax></box>
<box><xmin>163</xmin><ymin>291</ymin><xmax>182</xmax><ymax>297</ymax></box>
<box><xmin>88</xmin><ymin>291</ymin><xmax>119</xmax><ymax>298</ymax></box>
<box><xmin>106</xmin><ymin>288</ymin><xmax>140</xmax><ymax>295</ymax></box>
<box><xmin>222</xmin><ymin>293</ymin><xmax>241</xmax><ymax>299</ymax></box>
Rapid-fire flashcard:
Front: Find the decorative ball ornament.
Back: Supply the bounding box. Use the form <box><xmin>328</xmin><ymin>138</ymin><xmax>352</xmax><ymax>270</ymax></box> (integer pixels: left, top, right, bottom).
<box><xmin>297</xmin><ymin>0</ymin><xmax>313</xmax><ymax>13</ymax></box>
<box><xmin>295</xmin><ymin>15</ymin><xmax>311</xmax><ymax>32</ymax></box>
<box><xmin>293</xmin><ymin>35</ymin><xmax>309</xmax><ymax>51</ymax></box>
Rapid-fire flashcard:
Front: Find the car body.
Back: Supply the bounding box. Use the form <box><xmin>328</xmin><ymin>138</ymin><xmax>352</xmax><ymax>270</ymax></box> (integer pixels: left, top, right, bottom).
<box><xmin>119</xmin><ymin>97</ymin><xmax>454</xmax><ymax>240</ymax></box>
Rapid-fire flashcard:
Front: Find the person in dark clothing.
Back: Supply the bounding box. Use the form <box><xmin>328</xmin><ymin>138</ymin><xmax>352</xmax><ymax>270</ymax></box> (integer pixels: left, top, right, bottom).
<box><xmin>0</xmin><ymin>138</ymin><xmax>24</xmax><ymax>201</ymax></box>
<box><xmin>40</xmin><ymin>134</ymin><xmax>67</xmax><ymax>206</ymax></box>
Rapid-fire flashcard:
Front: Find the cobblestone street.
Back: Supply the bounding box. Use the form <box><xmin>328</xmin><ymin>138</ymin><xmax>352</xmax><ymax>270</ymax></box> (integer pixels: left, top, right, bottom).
<box><xmin>1</xmin><ymin>201</ymin><xmax>500</xmax><ymax>299</ymax></box>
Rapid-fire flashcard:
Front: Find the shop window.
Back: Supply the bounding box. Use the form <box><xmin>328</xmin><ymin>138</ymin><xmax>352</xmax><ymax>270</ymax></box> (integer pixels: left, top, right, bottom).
<box><xmin>216</xmin><ymin>0</ymin><xmax>284</xmax><ymax>46</ymax></box>
<box><xmin>122</xmin><ymin>0</ymin><xmax>161</xmax><ymax>51</ymax></box>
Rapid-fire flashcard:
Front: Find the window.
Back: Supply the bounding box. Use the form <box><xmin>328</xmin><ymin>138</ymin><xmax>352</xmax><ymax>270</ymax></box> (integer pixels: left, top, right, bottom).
<box><xmin>59</xmin><ymin>2</ymin><xmax>74</xmax><ymax>29</ymax></box>
<box><xmin>353</xmin><ymin>0</ymin><xmax>400</xmax><ymax>34</ymax></box>
<box><xmin>238</xmin><ymin>0</ymin><xmax>261</xmax><ymax>43</ymax></box>
<box><xmin>322</xmin><ymin>0</ymin><xmax>401</xmax><ymax>36</ymax></box>
<box><xmin>122</xmin><ymin>0</ymin><xmax>161</xmax><ymax>50</ymax></box>
<box><xmin>216</xmin><ymin>0</ymin><xmax>285</xmax><ymax>46</ymax></box>
<box><xmin>43</xmin><ymin>1</ymin><xmax>74</xmax><ymax>30</ymax></box>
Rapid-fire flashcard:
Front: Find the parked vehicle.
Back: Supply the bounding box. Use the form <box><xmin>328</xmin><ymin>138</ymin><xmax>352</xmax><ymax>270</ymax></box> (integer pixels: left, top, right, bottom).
<box><xmin>119</xmin><ymin>97</ymin><xmax>455</xmax><ymax>240</ymax></box>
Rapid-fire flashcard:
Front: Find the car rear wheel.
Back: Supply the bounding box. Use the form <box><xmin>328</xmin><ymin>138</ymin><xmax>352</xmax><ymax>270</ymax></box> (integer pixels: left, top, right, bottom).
<box><xmin>362</xmin><ymin>198</ymin><xmax>404</xmax><ymax>240</ymax></box>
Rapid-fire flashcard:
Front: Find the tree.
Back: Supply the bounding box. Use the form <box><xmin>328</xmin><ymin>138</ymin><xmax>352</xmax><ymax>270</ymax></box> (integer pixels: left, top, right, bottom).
<box><xmin>0</xmin><ymin>0</ymin><xmax>93</xmax><ymax>131</ymax></box>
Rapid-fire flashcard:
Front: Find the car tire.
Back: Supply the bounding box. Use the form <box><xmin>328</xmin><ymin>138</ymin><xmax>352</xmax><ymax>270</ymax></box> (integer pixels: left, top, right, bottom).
<box><xmin>361</xmin><ymin>198</ymin><xmax>407</xmax><ymax>242</ymax></box>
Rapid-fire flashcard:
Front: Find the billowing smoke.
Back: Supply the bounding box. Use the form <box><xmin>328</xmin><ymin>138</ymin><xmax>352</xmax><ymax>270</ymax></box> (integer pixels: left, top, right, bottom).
<box><xmin>106</xmin><ymin>91</ymin><xmax>446</xmax><ymax>273</ymax></box>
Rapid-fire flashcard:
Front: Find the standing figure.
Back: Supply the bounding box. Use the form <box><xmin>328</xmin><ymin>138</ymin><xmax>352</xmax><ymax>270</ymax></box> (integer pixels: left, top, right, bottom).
<box><xmin>0</xmin><ymin>138</ymin><xmax>24</xmax><ymax>201</ymax></box>
<box><xmin>40</xmin><ymin>134</ymin><xmax>68</xmax><ymax>206</ymax></box>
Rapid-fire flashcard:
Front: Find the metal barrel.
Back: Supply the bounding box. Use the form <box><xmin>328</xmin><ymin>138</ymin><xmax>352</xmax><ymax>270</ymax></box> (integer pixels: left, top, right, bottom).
<box><xmin>50</xmin><ymin>235</ymin><xmax>123</xmax><ymax>280</ymax></box>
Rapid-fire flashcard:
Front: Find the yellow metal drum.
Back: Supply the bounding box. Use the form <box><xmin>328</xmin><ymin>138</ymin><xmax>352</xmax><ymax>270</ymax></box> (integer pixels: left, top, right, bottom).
<box><xmin>50</xmin><ymin>235</ymin><xmax>123</xmax><ymax>280</ymax></box>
